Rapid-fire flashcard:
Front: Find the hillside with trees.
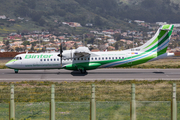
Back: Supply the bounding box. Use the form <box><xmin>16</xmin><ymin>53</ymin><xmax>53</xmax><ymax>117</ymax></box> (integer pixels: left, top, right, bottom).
<box><xmin>0</xmin><ymin>0</ymin><xmax>180</xmax><ymax>34</ymax></box>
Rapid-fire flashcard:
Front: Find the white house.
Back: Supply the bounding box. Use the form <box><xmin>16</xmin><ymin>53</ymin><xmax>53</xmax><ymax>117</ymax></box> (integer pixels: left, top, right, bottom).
<box><xmin>43</xmin><ymin>38</ymin><xmax>50</xmax><ymax>42</ymax></box>
<box><xmin>107</xmin><ymin>39</ymin><xmax>116</xmax><ymax>44</ymax></box>
<box><xmin>0</xmin><ymin>15</ymin><xmax>6</xmax><ymax>19</ymax></box>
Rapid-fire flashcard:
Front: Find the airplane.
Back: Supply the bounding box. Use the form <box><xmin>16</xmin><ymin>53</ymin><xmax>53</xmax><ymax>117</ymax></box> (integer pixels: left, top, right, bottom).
<box><xmin>5</xmin><ymin>24</ymin><xmax>174</xmax><ymax>74</ymax></box>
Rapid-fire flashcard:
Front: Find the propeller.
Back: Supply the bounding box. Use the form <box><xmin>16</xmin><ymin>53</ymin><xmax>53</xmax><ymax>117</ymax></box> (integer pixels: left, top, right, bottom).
<box><xmin>58</xmin><ymin>40</ymin><xmax>63</xmax><ymax>67</ymax></box>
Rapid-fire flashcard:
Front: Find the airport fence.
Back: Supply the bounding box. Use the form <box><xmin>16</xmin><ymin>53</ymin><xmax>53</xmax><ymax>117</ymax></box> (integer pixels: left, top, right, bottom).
<box><xmin>0</xmin><ymin>83</ymin><xmax>180</xmax><ymax>120</ymax></box>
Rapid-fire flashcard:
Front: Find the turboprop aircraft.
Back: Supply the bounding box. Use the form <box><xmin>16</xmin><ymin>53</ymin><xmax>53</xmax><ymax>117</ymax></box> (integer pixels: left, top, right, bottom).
<box><xmin>6</xmin><ymin>24</ymin><xmax>174</xmax><ymax>73</ymax></box>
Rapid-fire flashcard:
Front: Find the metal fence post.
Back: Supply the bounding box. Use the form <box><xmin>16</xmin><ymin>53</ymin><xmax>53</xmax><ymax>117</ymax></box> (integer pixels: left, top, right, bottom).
<box><xmin>172</xmin><ymin>83</ymin><xmax>177</xmax><ymax>120</ymax></box>
<box><xmin>10</xmin><ymin>84</ymin><xmax>15</xmax><ymax>120</ymax></box>
<box><xmin>50</xmin><ymin>84</ymin><xmax>55</xmax><ymax>120</ymax></box>
<box><xmin>90</xmin><ymin>84</ymin><xmax>96</xmax><ymax>120</ymax></box>
<box><xmin>131</xmin><ymin>83</ymin><xmax>136</xmax><ymax>120</ymax></box>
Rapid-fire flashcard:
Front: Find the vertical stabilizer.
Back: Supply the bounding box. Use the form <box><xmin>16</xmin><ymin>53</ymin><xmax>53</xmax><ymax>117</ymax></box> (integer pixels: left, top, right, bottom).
<box><xmin>133</xmin><ymin>24</ymin><xmax>174</xmax><ymax>54</ymax></box>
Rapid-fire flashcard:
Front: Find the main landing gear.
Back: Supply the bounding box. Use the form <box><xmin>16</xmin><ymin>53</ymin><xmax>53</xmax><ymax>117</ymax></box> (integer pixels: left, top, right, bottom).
<box><xmin>80</xmin><ymin>69</ymin><xmax>87</xmax><ymax>74</ymax></box>
<box><xmin>79</xmin><ymin>68</ymin><xmax>87</xmax><ymax>74</ymax></box>
<box><xmin>14</xmin><ymin>69</ymin><xmax>19</xmax><ymax>73</ymax></box>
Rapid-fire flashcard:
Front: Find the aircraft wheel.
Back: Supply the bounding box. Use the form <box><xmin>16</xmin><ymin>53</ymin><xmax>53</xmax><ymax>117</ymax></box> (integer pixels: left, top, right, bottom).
<box><xmin>14</xmin><ymin>69</ymin><xmax>18</xmax><ymax>73</ymax></box>
<box><xmin>81</xmin><ymin>69</ymin><xmax>87</xmax><ymax>74</ymax></box>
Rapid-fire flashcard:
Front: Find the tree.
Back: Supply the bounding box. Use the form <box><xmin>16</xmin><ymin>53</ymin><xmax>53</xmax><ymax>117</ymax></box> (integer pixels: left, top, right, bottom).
<box><xmin>30</xmin><ymin>46</ymin><xmax>34</xmax><ymax>52</ymax></box>
<box><xmin>73</xmin><ymin>43</ymin><xmax>78</xmax><ymax>49</ymax></box>
<box><xmin>22</xmin><ymin>37</ymin><xmax>27</xmax><ymax>41</ymax></box>
<box><xmin>114</xmin><ymin>42</ymin><xmax>119</xmax><ymax>50</ymax></box>
<box><xmin>22</xmin><ymin>41</ymin><xmax>30</xmax><ymax>46</ymax></box>
<box><xmin>31</xmin><ymin>11</ymin><xmax>42</xmax><ymax>22</ymax></box>
<box><xmin>114</xmin><ymin>33</ymin><xmax>122</xmax><ymax>41</ymax></box>
<box><xmin>15</xmin><ymin>47</ymin><xmax>20</xmax><ymax>52</ymax></box>
<box><xmin>94</xmin><ymin>16</ymin><xmax>103</xmax><ymax>26</ymax></box>
<box><xmin>38</xmin><ymin>18</ymin><xmax>46</xmax><ymax>26</ymax></box>
<box><xmin>5</xmin><ymin>40</ymin><xmax>9</xmax><ymax>46</ymax></box>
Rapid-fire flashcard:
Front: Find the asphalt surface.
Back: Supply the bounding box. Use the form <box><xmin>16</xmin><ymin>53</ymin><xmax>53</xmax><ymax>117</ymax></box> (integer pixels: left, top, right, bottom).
<box><xmin>0</xmin><ymin>69</ymin><xmax>180</xmax><ymax>81</ymax></box>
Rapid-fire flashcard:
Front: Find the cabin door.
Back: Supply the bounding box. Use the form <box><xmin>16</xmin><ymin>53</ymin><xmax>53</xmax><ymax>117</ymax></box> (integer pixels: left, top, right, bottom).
<box><xmin>127</xmin><ymin>52</ymin><xmax>132</xmax><ymax>65</ymax></box>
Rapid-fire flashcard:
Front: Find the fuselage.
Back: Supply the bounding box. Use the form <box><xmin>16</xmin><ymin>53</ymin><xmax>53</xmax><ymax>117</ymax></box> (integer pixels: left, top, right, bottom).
<box><xmin>5</xmin><ymin>50</ymin><xmax>174</xmax><ymax>71</ymax></box>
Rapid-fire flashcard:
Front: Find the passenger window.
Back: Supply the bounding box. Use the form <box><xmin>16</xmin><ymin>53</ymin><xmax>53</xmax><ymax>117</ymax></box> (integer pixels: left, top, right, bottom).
<box><xmin>84</xmin><ymin>58</ymin><xmax>86</xmax><ymax>60</ymax></box>
<box><xmin>119</xmin><ymin>57</ymin><xmax>121</xmax><ymax>59</ymax></box>
<box><xmin>74</xmin><ymin>58</ymin><xmax>76</xmax><ymax>60</ymax></box>
<box><xmin>47</xmin><ymin>59</ymin><xmax>49</xmax><ymax>61</ymax></box>
<box><xmin>95</xmin><ymin>58</ymin><xmax>97</xmax><ymax>60</ymax></box>
<box><xmin>44</xmin><ymin>59</ymin><xmax>46</xmax><ymax>61</ymax></box>
<box><xmin>106</xmin><ymin>57</ymin><xmax>108</xmax><ymax>60</ymax></box>
<box><xmin>54</xmin><ymin>59</ymin><xmax>56</xmax><ymax>61</ymax></box>
<box><xmin>20</xmin><ymin>57</ymin><xmax>22</xmax><ymax>60</ymax></box>
<box><xmin>40</xmin><ymin>59</ymin><xmax>42</xmax><ymax>61</ymax></box>
<box><xmin>112</xmin><ymin>57</ymin><xmax>114</xmax><ymax>60</ymax></box>
<box><xmin>78</xmin><ymin>58</ymin><xmax>79</xmax><ymax>60</ymax></box>
<box><xmin>88</xmin><ymin>58</ymin><xmax>90</xmax><ymax>60</ymax></box>
<box><xmin>91</xmin><ymin>58</ymin><xmax>93</xmax><ymax>60</ymax></box>
<box><xmin>109</xmin><ymin>57</ymin><xmax>111</xmax><ymax>60</ymax></box>
<box><xmin>102</xmin><ymin>57</ymin><xmax>104</xmax><ymax>60</ymax></box>
<box><xmin>81</xmin><ymin>58</ymin><xmax>83</xmax><ymax>60</ymax></box>
<box><xmin>51</xmin><ymin>59</ymin><xmax>52</xmax><ymax>61</ymax></box>
<box><xmin>122</xmin><ymin>57</ymin><xmax>124</xmax><ymax>59</ymax></box>
<box><xmin>116</xmin><ymin>57</ymin><xmax>117</xmax><ymax>59</ymax></box>
<box><xmin>99</xmin><ymin>57</ymin><xmax>101</xmax><ymax>60</ymax></box>
<box><xmin>57</xmin><ymin>59</ymin><xmax>59</xmax><ymax>61</ymax></box>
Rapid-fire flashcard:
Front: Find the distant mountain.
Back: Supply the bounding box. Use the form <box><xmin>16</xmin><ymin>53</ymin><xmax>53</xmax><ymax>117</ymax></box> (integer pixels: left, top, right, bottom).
<box><xmin>0</xmin><ymin>0</ymin><xmax>180</xmax><ymax>33</ymax></box>
<box><xmin>117</xmin><ymin>0</ymin><xmax>180</xmax><ymax>23</ymax></box>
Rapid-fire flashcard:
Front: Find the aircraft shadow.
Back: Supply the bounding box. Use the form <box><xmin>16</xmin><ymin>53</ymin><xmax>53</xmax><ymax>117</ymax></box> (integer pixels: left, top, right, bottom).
<box><xmin>5</xmin><ymin>71</ymin><xmax>164</xmax><ymax>75</ymax></box>
<box><xmin>71</xmin><ymin>71</ymin><xmax>88</xmax><ymax>76</ymax></box>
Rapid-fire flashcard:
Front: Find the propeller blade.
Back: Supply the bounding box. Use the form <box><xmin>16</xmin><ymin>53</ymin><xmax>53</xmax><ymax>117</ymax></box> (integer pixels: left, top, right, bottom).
<box><xmin>60</xmin><ymin>41</ymin><xmax>63</xmax><ymax>67</ymax></box>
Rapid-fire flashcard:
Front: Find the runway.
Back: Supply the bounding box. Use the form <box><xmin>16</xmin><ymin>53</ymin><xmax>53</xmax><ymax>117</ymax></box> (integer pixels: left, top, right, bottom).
<box><xmin>0</xmin><ymin>69</ymin><xmax>180</xmax><ymax>81</ymax></box>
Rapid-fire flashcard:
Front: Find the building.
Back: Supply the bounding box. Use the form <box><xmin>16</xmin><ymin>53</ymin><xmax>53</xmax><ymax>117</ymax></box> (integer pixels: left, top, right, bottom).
<box><xmin>134</xmin><ymin>20</ymin><xmax>145</xmax><ymax>24</ymax></box>
<box><xmin>86</xmin><ymin>23</ymin><xmax>93</xmax><ymax>27</ymax></box>
<box><xmin>62</xmin><ymin>22</ymin><xmax>81</xmax><ymax>27</ymax></box>
<box><xmin>43</xmin><ymin>38</ymin><xmax>50</xmax><ymax>42</ymax></box>
<box><xmin>156</xmin><ymin>22</ymin><xmax>167</xmax><ymax>25</ymax></box>
<box><xmin>0</xmin><ymin>15</ymin><xmax>6</xmax><ymax>19</ymax></box>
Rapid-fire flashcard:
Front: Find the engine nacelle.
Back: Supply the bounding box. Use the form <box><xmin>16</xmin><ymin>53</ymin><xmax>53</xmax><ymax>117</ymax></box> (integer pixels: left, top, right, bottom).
<box><xmin>63</xmin><ymin>63</ymin><xmax>101</xmax><ymax>70</ymax></box>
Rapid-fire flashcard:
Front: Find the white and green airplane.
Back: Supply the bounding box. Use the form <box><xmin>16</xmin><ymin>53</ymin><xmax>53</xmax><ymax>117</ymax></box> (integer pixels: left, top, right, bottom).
<box><xmin>6</xmin><ymin>24</ymin><xmax>174</xmax><ymax>73</ymax></box>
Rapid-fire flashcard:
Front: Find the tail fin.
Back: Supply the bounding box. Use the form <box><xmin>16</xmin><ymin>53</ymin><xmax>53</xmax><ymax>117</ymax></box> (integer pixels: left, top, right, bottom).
<box><xmin>134</xmin><ymin>24</ymin><xmax>174</xmax><ymax>54</ymax></box>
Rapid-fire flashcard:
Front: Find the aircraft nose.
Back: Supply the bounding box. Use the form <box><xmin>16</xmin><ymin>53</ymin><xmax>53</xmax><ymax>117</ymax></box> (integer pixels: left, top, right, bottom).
<box><xmin>5</xmin><ymin>63</ymin><xmax>11</xmax><ymax>68</ymax></box>
<box><xmin>5</xmin><ymin>62</ymin><xmax>13</xmax><ymax>68</ymax></box>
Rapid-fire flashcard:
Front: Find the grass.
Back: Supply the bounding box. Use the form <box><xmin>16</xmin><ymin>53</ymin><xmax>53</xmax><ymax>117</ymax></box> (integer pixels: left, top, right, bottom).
<box><xmin>0</xmin><ymin>80</ymin><xmax>180</xmax><ymax>119</ymax></box>
<box><xmin>0</xmin><ymin>80</ymin><xmax>180</xmax><ymax>102</ymax></box>
<box><xmin>0</xmin><ymin>37</ymin><xmax>4</xmax><ymax>41</ymax></box>
<box><xmin>130</xmin><ymin>57</ymin><xmax>180</xmax><ymax>68</ymax></box>
<box><xmin>0</xmin><ymin>59</ymin><xmax>9</xmax><ymax>69</ymax></box>
<box><xmin>1</xmin><ymin>101</ymin><xmax>180</xmax><ymax>120</ymax></box>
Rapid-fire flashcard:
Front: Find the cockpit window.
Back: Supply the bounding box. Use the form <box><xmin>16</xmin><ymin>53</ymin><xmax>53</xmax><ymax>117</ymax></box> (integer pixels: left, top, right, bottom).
<box><xmin>14</xmin><ymin>57</ymin><xmax>22</xmax><ymax>60</ymax></box>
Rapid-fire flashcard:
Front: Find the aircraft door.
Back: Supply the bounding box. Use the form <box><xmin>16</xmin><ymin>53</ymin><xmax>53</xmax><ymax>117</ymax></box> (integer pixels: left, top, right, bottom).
<box><xmin>126</xmin><ymin>52</ymin><xmax>132</xmax><ymax>65</ymax></box>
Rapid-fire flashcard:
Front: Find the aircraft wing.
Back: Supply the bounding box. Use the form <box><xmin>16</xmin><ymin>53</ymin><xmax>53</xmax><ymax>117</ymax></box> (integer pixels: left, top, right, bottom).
<box><xmin>74</xmin><ymin>47</ymin><xmax>91</xmax><ymax>58</ymax></box>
